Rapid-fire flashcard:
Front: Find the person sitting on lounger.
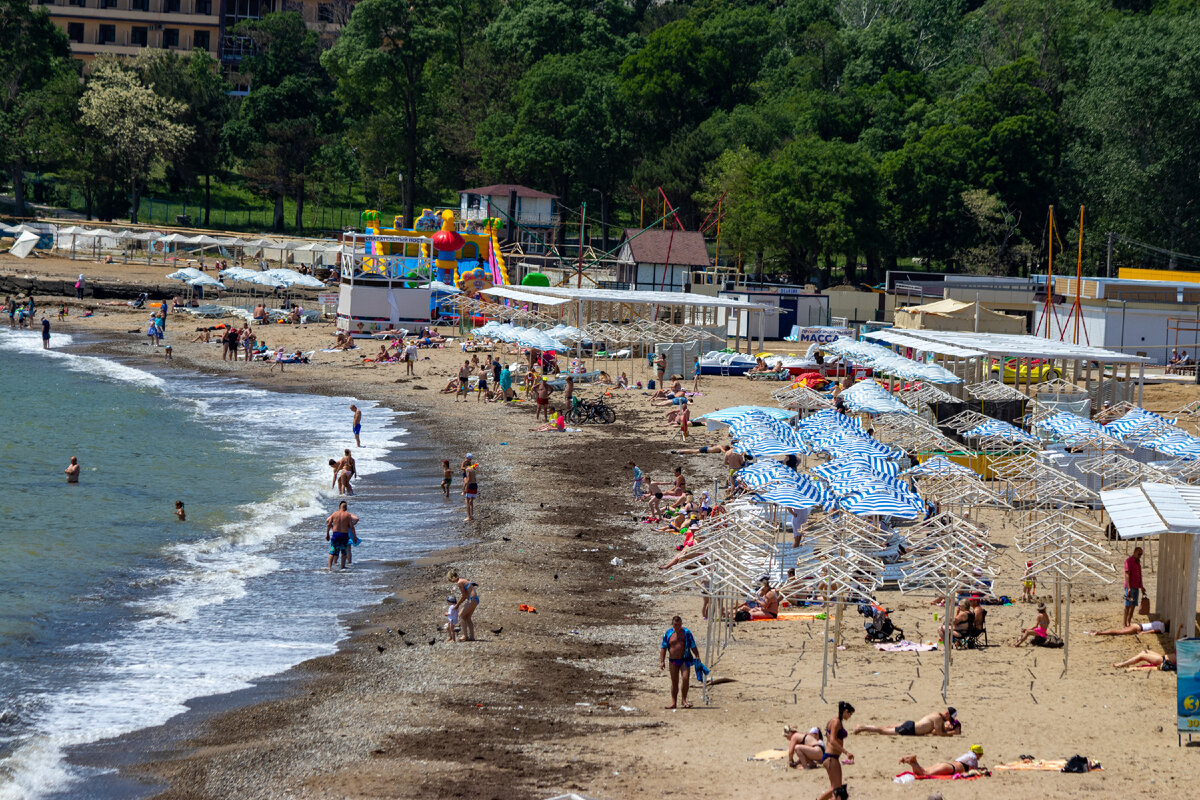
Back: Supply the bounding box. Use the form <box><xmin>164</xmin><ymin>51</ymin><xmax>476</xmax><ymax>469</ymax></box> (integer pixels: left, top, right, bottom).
<box><xmin>252</xmin><ymin>304</ymin><xmax>268</xmax><ymax>323</ymax></box>
<box><xmin>1089</xmin><ymin>620</ymin><xmax>1165</xmax><ymax>636</ymax></box>
<box><xmin>899</xmin><ymin>744</ymin><xmax>984</xmax><ymax>777</ymax></box>
<box><xmin>748</xmin><ymin>357</ymin><xmax>770</xmax><ymax>374</ymax></box>
<box><xmin>784</xmin><ymin>725</ymin><xmax>825</xmax><ymax>769</ymax></box>
<box><xmin>1113</xmin><ymin>649</ymin><xmax>1177</xmax><ymax>671</ymax></box>
<box><xmin>856</xmin><ymin>708</ymin><xmax>960</xmax><ymax>737</ymax></box>
<box><xmin>735</xmin><ymin>577</ymin><xmax>781</xmax><ymax>619</ymax></box>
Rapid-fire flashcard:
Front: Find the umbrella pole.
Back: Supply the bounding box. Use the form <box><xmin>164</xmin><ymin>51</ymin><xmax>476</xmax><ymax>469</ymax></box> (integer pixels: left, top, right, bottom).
<box><xmin>820</xmin><ymin>572</ymin><xmax>831</xmax><ymax>701</ymax></box>
<box><xmin>942</xmin><ymin>584</ymin><xmax>952</xmax><ymax>702</ymax></box>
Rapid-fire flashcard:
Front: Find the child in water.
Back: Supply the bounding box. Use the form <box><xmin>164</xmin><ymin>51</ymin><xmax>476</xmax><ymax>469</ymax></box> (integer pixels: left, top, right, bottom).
<box><xmin>174</xmin><ymin>501</ymin><xmax>186</xmax><ymax>521</ymax></box>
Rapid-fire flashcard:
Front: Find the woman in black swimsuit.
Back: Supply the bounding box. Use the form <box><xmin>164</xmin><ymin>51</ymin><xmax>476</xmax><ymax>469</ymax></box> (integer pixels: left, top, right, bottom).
<box><xmin>819</xmin><ymin>701</ymin><xmax>855</xmax><ymax>800</ymax></box>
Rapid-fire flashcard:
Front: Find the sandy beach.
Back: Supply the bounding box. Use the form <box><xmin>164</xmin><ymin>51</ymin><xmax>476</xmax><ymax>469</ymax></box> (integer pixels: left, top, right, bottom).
<box><xmin>5</xmin><ymin>252</ymin><xmax>1199</xmax><ymax>800</ymax></box>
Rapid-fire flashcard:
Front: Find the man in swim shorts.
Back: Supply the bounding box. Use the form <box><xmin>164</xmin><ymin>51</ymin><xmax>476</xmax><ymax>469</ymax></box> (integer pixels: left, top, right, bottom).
<box><xmin>351</xmin><ymin>404</ymin><xmax>362</xmax><ymax>447</ymax></box>
<box><xmin>325</xmin><ymin>500</ymin><xmax>358</xmax><ymax>570</ymax></box>
<box><xmin>65</xmin><ymin>456</ymin><xmax>80</xmax><ymax>483</ymax></box>
<box><xmin>856</xmin><ymin>708</ymin><xmax>959</xmax><ymax>736</ymax></box>
<box><xmin>659</xmin><ymin>615</ymin><xmax>700</xmax><ymax>709</ymax></box>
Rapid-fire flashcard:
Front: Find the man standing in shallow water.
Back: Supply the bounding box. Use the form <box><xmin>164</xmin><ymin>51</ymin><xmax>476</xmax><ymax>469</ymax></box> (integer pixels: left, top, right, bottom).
<box><xmin>65</xmin><ymin>456</ymin><xmax>80</xmax><ymax>483</ymax></box>
<box><xmin>325</xmin><ymin>500</ymin><xmax>358</xmax><ymax>570</ymax></box>
<box><xmin>351</xmin><ymin>404</ymin><xmax>362</xmax><ymax>447</ymax></box>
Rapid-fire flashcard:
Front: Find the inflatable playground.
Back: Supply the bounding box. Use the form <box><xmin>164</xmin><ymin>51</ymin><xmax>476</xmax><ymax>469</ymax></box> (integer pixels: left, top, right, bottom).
<box><xmin>361</xmin><ymin>208</ymin><xmax>510</xmax><ymax>291</ymax></box>
<box><xmin>336</xmin><ymin>208</ymin><xmax>512</xmax><ymax>336</ymax></box>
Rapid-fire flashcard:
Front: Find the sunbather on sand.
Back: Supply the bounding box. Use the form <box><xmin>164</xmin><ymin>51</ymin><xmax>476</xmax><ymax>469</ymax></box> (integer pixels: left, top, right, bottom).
<box><xmin>899</xmin><ymin>744</ymin><xmax>984</xmax><ymax>777</ymax></box>
<box><xmin>1113</xmin><ymin>650</ymin><xmax>1176</xmax><ymax>671</ymax></box>
<box><xmin>855</xmin><ymin>708</ymin><xmax>959</xmax><ymax>737</ymax></box>
<box><xmin>1089</xmin><ymin>620</ymin><xmax>1165</xmax><ymax>636</ymax></box>
<box><xmin>735</xmin><ymin>578</ymin><xmax>781</xmax><ymax>619</ymax></box>
<box><xmin>1012</xmin><ymin>603</ymin><xmax>1052</xmax><ymax>647</ymax></box>
<box><xmin>783</xmin><ymin>725</ymin><xmax>824</xmax><ymax>769</ymax></box>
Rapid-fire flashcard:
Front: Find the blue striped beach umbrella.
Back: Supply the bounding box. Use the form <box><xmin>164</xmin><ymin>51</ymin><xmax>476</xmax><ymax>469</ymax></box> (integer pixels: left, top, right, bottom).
<box><xmin>1142</xmin><ymin>433</ymin><xmax>1200</xmax><ymax>460</ymax></box>
<box><xmin>963</xmin><ymin>419</ymin><xmax>1038</xmax><ymax>444</ymax></box>
<box><xmin>839</xmin><ymin>490</ymin><xmax>925</xmax><ymax>519</ymax></box>
<box><xmin>902</xmin><ymin>456</ymin><xmax>977</xmax><ymax>478</ymax></box>
<box><xmin>756</xmin><ymin>484</ymin><xmax>822</xmax><ymax>509</ymax></box>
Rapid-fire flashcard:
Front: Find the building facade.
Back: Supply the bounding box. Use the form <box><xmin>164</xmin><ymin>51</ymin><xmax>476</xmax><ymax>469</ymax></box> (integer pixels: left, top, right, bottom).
<box><xmin>458</xmin><ymin>184</ymin><xmax>559</xmax><ymax>254</ymax></box>
<box><xmin>41</xmin><ymin>0</ymin><xmax>351</xmax><ymax>66</ymax></box>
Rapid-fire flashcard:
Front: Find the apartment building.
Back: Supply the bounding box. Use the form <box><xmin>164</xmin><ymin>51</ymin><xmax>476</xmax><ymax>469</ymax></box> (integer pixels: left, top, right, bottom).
<box><xmin>41</xmin><ymin>0</ymin><xmax>352</xmax><ymax>66</ymax></box>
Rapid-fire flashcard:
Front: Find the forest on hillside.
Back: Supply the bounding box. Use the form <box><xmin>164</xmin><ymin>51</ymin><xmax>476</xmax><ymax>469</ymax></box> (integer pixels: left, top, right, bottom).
<box><xmin>4</xmin><ymin>0</ymin><xmax>1200</xmax><ymax>284</ymax></box>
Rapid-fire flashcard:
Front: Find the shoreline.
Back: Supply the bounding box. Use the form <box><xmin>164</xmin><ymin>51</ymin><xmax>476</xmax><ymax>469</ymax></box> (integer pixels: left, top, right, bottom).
<box><xmin>0</xmin><ymin>322</ymin><xmax>478</xmax><ymax>799</ymax></box>
<box><xmin>34</xmin><ymin>306</ymin><xmax>677</xmax><ymax>800</ymax></box>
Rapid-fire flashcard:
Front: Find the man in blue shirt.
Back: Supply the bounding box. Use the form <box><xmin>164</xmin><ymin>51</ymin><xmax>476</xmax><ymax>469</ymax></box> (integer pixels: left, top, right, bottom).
<box><xmin>659</xmin><ymin>616</ymin><xmax>700</xmax><ymax>709</ymax></box>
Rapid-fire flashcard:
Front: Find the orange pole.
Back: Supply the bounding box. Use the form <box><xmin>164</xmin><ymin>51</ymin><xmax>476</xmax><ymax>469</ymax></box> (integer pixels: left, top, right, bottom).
<box><xmin>1075</xmin><ymin>205</ymin><xmax>1084</xmax><ymax>344</ymax></box>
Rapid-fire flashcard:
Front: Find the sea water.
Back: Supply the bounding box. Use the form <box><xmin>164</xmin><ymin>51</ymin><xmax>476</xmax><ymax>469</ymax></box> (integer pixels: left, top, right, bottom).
<box><xmin>0</xmin><ymin>328</ymin><xmax>456</xmax><ymax>799</ymax></box>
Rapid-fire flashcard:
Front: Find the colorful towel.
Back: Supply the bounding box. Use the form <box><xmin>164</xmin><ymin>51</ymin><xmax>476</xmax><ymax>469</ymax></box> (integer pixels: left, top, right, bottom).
<box><xmin>750</xmin><ymin>749</ymin><xmax>787</xmax><ymax>761</ymax></box>
<box><xmin>894</xmin><ymin>771</ymin><xmax>986</xmax><ymax>782</ymax></box>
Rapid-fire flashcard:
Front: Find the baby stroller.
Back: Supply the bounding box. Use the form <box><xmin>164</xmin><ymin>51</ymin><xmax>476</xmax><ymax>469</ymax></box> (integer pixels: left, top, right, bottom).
<box><xmin>858</xmin><ymin>602</ymin><xmax>903</xmax><ymax>644</ymax></box>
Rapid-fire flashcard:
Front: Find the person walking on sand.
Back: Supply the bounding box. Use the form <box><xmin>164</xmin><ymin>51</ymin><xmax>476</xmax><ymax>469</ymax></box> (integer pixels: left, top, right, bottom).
<box><xmin>659</xmin><ymin>615</ymin><xmax>700</xmax><ymax>709</ymax></box>
<box><xmin>818</xmin><ymin>701</ymin><xmax>855</xmax><ymax>800</ymax></box>
<box><xmin>65</xmin><ymin>456</ymin><xmax>80</xmax><ymax>483</ymax></box>
<box><xmin>441</xmin><ymin>459</ymin><xmax>453</xmax><ymax>498</ymax></box>
<box><xmin>75</xmin><ymin>274</ymin><xmax>85</xmax><ymax>300</ymax></box>
<box><xmin>1123</xmin><ymin>546</ymin><xmax>1144</xmax><ymax>627</ymax></box>
<box><xmin>41</xmin><ymin>316</ymin><xmax>50</xmax><ymax>349</ymax></box>
<box><xmin>455</xmin><ymin>360</ymin><xmax>471</xmax><ymax>402</ymax></box>
<box><xmin>447</xmin><ymin>569</ymin><xmax>480</xmax><ymax>641</ymax></box>
<box><xmin>463</xmin><ymin>459</ymin><xmax>478</xmax><ymax>522</ymax></box>
<box><xmin>351</xmin><ymin>404</ymin><xmax>362</xmax><ymax>447</ymax></box>
<box><xmin>404</xmin><ymin>340</ymin><xmax>418</xmax><ymax>376</ymax></box>
<box><xmin>325</xmin><ymin>500</ymin><xmax>358</xmax><ymax>570</ymax></box>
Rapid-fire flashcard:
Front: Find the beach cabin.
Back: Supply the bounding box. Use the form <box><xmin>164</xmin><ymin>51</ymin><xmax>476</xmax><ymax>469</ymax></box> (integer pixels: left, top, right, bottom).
<box><xmin>458</xmin><ymin>184</ymin><xmax>559</xmax><ymax>253</ymax></box>
<box><xmin>614</xmin><ymin>229</ymin><xmax>712</xmax><ymax>292</ymax></box>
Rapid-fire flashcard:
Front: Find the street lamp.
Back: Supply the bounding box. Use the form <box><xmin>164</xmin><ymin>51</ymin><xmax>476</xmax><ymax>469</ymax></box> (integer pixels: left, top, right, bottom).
<box><xmin>589</xmin><ymin>187</ymin><xmax>609</xmax><ymax>253</ymax></box>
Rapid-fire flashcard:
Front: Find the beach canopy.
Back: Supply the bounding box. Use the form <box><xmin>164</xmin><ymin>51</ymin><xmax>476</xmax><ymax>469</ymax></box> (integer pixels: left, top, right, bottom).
<box><xmin>837</xmin><ymin>379</ymin><xmax>914</xmax><ymax>415</ymax></box>
<box><xmin>166</xmin><ymin>268</ymin><xmax>223</xmax><ymax>288</ymax></box>
<box><xmin>822</xmin><ymin>337</ymin><xmax>963</xmax><ymax>384</ymax></box>
<box><xmin>962</xmin><ymin>418</ymin><xmax>1039</xmax><ymax>444</ymax></box>
<box><xmin>698</xmin><ymin>406</ymin><xmax>798</xmax><ymax>424</ymax></box>
<box><xmin>902</xmin><ymin>456</ymin><xmax>978</xmax><ymax>478</ymax></box>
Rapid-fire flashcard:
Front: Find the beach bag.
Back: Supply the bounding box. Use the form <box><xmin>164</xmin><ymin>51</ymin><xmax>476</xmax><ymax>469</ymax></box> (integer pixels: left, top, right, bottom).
<box><xmin>734</xmin><ymin>609</ymin><xmax>752</xmax><ymax>622</ymax></box>
<box><xmin>1040</xmin><ymin>633</ymin><xmax>1064</xmax><ymax>648</ymax></box>
<box><xmin>1138</xmin><ymin>596</ymin><xmax>1150</xmax><ymax>616</ymax></box>
<box><xmin>1061</xmin><ymin>755</ymin><xmax>1091</xmax><ymax>773</ymax></box>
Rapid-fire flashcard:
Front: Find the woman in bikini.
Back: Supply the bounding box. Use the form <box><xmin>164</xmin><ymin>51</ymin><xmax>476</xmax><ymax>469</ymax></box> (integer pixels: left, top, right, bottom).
<box><xmin>1013</xmin><ymin>602</ymin><xmax>1051</xmax><ymax>647</ymax></box>
<box><xmin>818</xmin><ymin>701</ymin><xmax>854</xmax><ymax>800</ymax></box>
<box><xmin>448</xmin><ymin>569</ymin><xmax>480</xmax><ymax>641</ymax></box>
<box><xmin>784</xmin><ymin>725</ymin><xmax>824</xmax><ymax>769</ymax></box>
<box><xmin>462</xmin><ymin>461</ymin><xmax>478</xmax><ymax>522</ymax></box>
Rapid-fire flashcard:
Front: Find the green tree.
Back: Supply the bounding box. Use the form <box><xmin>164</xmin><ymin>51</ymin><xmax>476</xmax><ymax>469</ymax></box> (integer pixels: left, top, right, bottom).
<box><xmin>79</xmin><ymin>60</ymin><xmax>193</xmax><ymax>224</ymax></box>
<box><xmin>135</xmin><ymin>49</ymin><xmax>232</xmax><ymax>226</ymax></box>
<box><xmin>323</xmin><ymin>0</ymin><xmax>451</xmax><ymax>226</ymax></box>
<box><xmin>1066</xmin><ymin>10</ymin><xmax>1200</xmax><ymax>251</ymax></box>
<box><xmin>0</xmin><ymin>0</ymin><xmax>77</xmax><ymax>217</ymax></box>
<box><xmin>476</xmin><ymin>52</ymin><xmax>629</xmax><ymax>203</ymax></box>
<box><xmin>226</xmin><ymin>12</ymin><xmax>335</xmax><ymax>231</ymax></box>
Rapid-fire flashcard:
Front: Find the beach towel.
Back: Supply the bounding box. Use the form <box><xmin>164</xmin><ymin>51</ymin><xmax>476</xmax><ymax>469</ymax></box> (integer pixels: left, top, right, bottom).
<box><xmin>875</xmin><ymin>640</ymin><xmax>937</xmax><ymax>652</ymax></box>
<box><xmin>759</xmin><ymin>612</ymin><xmax>825</xmax><ymax>621</ymax></box>
<box><xmin>994</xmin><ymin>759</ymin><xmax>1096</xmax><ymax>772</ymax></box>
<box><xmin>749</xmin><ymin>749</ymin><xmax>787</xmax><ymax>761</ymax></box>
<box><xmin>693</xmin><ymin>659</ymin><xmax>710</xmax><ymax>683</ymax></box>
<box><xmin>894</xmin><ymin>771</ymin><xmax>987</xmax><ymax>782</ymax></box>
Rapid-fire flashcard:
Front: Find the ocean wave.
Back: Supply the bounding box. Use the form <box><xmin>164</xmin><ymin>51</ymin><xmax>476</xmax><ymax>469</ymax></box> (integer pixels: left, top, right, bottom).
<box><xmin>0</xmin><ymin>329</ymin><xmax>165</xmax><ymax>391</ymax></box>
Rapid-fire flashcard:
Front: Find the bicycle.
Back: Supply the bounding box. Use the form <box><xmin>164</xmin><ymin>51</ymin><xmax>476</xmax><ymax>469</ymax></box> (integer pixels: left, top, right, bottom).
<box><xmin>567</xmin><ymin>395</ymin><xmax>616</xmax><ymax>424</ymax></box>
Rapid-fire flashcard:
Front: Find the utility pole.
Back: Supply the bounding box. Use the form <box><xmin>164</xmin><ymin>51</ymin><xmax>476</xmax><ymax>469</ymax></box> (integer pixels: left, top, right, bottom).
<box><xmin>1106</xmin><ymin>231</ymin><xmax>1114</xmax><ymax>278</ymax></box>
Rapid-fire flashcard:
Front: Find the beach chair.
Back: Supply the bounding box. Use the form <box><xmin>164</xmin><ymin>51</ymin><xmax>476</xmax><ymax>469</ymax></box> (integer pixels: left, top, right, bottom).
<box><xmin>784</xmin><ymin>325</ymin><xmax>800</xmax><ymax>342</ymax></box>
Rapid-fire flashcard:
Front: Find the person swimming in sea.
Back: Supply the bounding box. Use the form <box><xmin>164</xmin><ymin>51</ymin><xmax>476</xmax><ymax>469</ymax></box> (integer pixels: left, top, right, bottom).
<box><xmin>174</xmin><ymin>501</ymin><xmax>186</xmax><ymax>521</ymax></box>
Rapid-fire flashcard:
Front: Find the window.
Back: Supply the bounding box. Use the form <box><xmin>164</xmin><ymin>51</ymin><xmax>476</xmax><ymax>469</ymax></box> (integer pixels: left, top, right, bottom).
<box><xmin>317</xmin><ymin>2</ymin><xmax>333</xmax><ymax>22</ymax></box>
<box><xmin>466</xmin><ymin>194</ymin><xmax>481</xmax><ymax>210</ymax></box>
<box><xmin>164</xmin><ymin>0</ymin><xmax>180</xmax><ymax>11</ymax></box>
<box><xmin>101</xmin><ymin>0</ymin><xmax>116</xmax><ymax>7</ymax></box>
<box><xmin>163</xmin><ymin>28</ymin><xmax>179</xmax><ymax>47</ymax></box>
<box><xmin>196</xmin><ymin>0</ymin><xmax>212</xmax><ymax>13</ymax></box>
<box><xmin>67</xmin><ymin>22</ymin><xmax>84</xmax><ymax>43</ymax></box>
<box><xmin>131</xmin><ymin>27</ymin><xmax>148</xmax><ymax>46</ymax></box>
<box><xmin>132</xmin><ymin>0</ymin><xmax>148</xmax><ymax>9</ymax></box>
<box><xmin>68</xmin><ymin>0</ymin><xmax>84</xmax><ymax>6</ymax></box>
<box><xmin>193</xmin><ymin>30</ymin><xmax>210</xmax><ymax>50</ymax></box>
<box><xmin>98</xmin><ymin>25</ymin><xmax>116</xmax><ymax>44</ymax></box>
